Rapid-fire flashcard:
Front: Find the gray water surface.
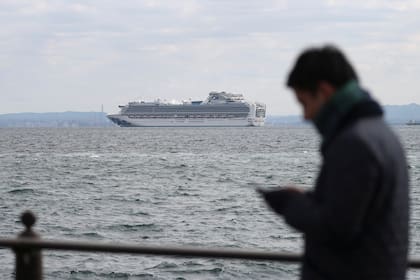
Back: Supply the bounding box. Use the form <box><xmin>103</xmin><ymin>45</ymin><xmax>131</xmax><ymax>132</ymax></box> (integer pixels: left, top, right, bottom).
<box><xmin>0</xmin><ymin>126</ymin><xmax>419</xmax><ymax>279</ymax></box>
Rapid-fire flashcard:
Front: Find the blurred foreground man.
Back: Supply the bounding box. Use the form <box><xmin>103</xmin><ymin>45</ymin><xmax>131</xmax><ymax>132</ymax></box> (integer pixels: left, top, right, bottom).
<box><xmin>260</xmin><ymin>45</ymin><xmax>409</xmax><ymax>280</ymax></box>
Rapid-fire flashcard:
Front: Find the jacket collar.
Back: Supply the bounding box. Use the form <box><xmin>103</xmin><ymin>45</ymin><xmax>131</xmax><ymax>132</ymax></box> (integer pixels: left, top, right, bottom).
<box><xmin>312</xmin><ymin>80</ymin><xmax>383</xmax><ymax>152</ymax></box>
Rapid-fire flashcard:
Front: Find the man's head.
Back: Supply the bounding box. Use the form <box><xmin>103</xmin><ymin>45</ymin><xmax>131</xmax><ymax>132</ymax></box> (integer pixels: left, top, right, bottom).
<box><xmin>286</xmin><ymin>45</ymin><xmax>358</xmax><ymax>120</ymax></box>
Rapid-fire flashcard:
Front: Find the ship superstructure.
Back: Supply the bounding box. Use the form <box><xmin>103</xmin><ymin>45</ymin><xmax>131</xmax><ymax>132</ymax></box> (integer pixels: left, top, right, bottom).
<box><xmin>108</xmin><ymin>91</ymin><xmax>266</xmax><ymax>127</ymax></box>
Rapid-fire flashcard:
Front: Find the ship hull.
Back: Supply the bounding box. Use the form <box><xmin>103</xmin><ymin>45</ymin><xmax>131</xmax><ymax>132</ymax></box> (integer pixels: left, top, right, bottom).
<box><xmin>108</xmin><ymin>115</ymin><xmax>264</xmax><ymax>127</ymax></box>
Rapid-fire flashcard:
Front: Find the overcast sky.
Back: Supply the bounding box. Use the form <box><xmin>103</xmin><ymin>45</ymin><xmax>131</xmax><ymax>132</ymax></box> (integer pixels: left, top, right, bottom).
<box><xmin>1</xmin><ymin>0</ymin><xmax>419</xmax><ymax>115</ymax></box>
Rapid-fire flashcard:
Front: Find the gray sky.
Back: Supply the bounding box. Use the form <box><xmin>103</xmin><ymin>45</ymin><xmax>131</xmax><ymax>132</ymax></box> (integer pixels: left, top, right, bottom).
<box><xmin>1</xmin><ymin>0</ymin><xmax>419</xmax><ymax>115</ymax></box>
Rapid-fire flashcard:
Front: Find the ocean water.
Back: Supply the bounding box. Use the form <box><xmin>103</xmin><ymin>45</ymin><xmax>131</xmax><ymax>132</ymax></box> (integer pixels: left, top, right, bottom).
<box><xmin>0</xmin><ymin>126</ymin><xmax>419</xmax><ymax>279</ymax></box>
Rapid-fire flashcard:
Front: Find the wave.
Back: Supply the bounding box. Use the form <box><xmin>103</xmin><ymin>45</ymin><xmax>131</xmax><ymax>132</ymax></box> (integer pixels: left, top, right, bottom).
<box><xmin>81</xmin><ymin>232</ymin><xmax>104</xmax><ymax>238</ymax></box>
<box><xmin>7</xmin><ymin>188</ymin><xmax>35</xmax><ymax>194</ymax></box>
<box><xmin>106</xmin><ymin>223</ymin><xmax>162</xmax><ymax>233</ymax></box>
<box><xmin>146</xmin><ymin>261</ymin><xmax>223</xmax><ymax>275</ymax></box>
<box><xmin>66</xmin><ymin>270</ymin><xmax>155</xmax><ymax>279</ymax></box>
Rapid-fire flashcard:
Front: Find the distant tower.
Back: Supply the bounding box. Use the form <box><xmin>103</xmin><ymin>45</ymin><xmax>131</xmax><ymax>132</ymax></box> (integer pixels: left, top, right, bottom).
<box><xmin>99</xmin><ymin>104</ymin><xmax>104</xmax><ymax>127</ymax></box>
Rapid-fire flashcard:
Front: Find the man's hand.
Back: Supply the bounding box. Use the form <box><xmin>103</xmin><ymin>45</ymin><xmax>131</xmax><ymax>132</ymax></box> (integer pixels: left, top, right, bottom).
<box><xmin>258</xmin><ymin>186</ymin><xmax>304</xmax><ymax>215</ymax></box>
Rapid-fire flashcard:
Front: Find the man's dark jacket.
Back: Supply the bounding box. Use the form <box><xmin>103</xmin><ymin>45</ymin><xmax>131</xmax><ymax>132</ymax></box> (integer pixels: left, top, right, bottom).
<box><xmin>262</xmin><ymin>83</ymin><xmax>409</xmax><ymax>280</ymax></box>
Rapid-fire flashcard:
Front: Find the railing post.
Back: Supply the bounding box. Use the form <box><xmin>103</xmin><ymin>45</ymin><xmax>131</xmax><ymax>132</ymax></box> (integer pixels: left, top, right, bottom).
<box><xmin>14</xmin><ymin>211</ymin><xmax>43</xmax><ymax>280</ymax></box>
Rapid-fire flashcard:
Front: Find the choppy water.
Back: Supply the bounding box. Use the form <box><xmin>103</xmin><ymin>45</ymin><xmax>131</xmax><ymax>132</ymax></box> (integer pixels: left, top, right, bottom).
<box><xmin>0</xmin><ymin>126</ymin><xmax>419</xmax><ymax>279</ymax></box>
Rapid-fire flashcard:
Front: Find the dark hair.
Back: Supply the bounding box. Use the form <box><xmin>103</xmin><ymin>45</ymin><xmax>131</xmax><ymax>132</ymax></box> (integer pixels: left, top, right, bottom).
<box><xmin>286</xmin><ymin>45</ymin><xmax>358</xmax><ymax>92</ymax></box>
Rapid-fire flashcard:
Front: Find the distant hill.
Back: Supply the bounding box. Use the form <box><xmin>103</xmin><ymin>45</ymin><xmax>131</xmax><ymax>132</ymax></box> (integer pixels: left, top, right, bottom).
<box><xmin>383</xmin><ymin>103</ymin><xmax>420</xmax><ymax>124</ymax></box>
<box><xmin>0</xmin><ymin>104</ymin><xmax>419</xmax><ymax>127</ymax></box>
<box><xmin>265</xmin><ymin>115</ymin><xmax>307</xmax><ymax>126</ymax></box>
<box><xmin>0</xmin><ymin>112</ymin><xmax>113</xmax><ymax>127</ymax></box>
<box><xmin>266</xmin><ymin>103</ymin><xmax>420</xmax><ymax>126</ymax></box>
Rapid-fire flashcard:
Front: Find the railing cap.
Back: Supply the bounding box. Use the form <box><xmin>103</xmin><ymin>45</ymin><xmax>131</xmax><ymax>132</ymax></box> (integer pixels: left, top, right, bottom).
<box><xmin>21</xmin><ymin>211</ymin><xmax>36</xmax><ymax>231</ymax></box>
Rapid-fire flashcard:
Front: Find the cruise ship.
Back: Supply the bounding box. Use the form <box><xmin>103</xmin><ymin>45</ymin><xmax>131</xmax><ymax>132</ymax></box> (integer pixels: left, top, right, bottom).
<box><xmin>108</xmin><ymin>91</ymin><xmax>266</xmax><ymax>127</ymax></box>
<box><xmin>406</xmin><ymin>120</ymin><xmax>420</xmax><ymax>125</ymax></box>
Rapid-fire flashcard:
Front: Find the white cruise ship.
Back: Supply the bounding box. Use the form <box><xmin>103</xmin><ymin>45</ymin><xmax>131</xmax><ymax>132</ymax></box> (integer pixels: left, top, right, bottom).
<box><xmin>108</xmin><ymin>92</ymin><xmax>266</xmax><ymax>127</ymax></box>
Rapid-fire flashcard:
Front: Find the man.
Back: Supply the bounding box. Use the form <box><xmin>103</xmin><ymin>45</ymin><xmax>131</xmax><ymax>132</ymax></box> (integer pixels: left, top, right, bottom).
<box><xmin>260</xmin><ymin>45</ymin><xmax>409</xmax><ymax>280</ymax></box>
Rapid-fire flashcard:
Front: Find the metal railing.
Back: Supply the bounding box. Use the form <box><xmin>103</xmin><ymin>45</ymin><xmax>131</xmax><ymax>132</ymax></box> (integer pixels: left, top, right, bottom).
<box><xmin>0</xmin><ymin>211</ymin><xmax>419</xmax><ymax>280</ymax></box>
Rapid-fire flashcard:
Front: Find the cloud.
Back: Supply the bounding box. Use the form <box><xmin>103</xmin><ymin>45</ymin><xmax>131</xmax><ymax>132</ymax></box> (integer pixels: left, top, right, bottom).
<box><xmin>326</xmin><ymin>0</ymin><xmax>420</xmax><ymax>10</ymax></box>
<box><xmin>0</xmin><ymin>0</ymin><xmax>419</xmax><ymax>114</ymax></box>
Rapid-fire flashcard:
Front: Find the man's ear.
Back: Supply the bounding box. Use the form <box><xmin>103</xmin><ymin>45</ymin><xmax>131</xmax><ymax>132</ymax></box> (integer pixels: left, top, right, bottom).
<box><xmin>317</xmin><ymin>81</ymin><xmax>336</xmax><ymax>100</ymax></box>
